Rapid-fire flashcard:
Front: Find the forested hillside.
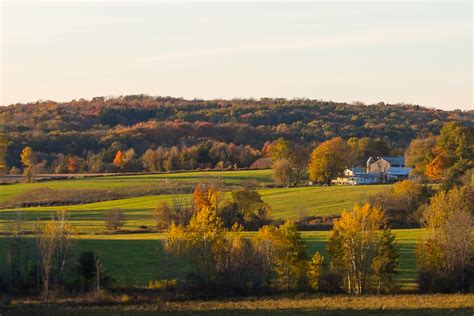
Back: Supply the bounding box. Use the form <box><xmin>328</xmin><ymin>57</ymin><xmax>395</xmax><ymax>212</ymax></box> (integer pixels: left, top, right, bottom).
<box><xmin>1</xmin><ymin>95</ymin><xmax>472</xmax><ymax>172</ymax></box>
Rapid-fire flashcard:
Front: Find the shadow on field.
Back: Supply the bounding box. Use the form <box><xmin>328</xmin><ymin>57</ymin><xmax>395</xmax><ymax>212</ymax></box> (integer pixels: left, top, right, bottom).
<box><xmin>2</xmin><ymin>307</ymin><xmax>472</xmax><ymax>316</ymax></box>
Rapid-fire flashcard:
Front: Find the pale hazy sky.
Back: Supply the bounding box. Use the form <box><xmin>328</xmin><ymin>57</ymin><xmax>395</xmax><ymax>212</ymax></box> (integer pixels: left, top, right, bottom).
<box><xmin>1</xmin><ymin>1</ymin><xmax>472</xmax><ymax>110</ymax></box>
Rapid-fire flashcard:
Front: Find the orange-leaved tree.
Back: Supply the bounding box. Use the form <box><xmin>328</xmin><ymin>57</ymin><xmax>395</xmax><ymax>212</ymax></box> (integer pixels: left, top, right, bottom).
<box><xmin>113</xmin><ymin>150</ymin><xmax>124</xmax><ymax>171</ymax></box>
<box><xmin>309</xmin><ymin>137</ymin><xmax>350</xmax><ymax>185</ymax></box>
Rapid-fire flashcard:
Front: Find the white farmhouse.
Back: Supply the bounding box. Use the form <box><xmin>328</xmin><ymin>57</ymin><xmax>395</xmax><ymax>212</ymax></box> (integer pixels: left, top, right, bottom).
<box><xmin>336</xmin><ymin>167</ymin><xmax>379</xmax><ymax>185</ymax></box>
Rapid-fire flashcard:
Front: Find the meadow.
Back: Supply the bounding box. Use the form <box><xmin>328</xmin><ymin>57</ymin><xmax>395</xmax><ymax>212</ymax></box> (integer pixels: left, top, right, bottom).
<box><xmin>0</xmin><ymin>170</ymin><xmax>390</xmax><ymax>232</ymax></box>
<box><xmin>0</xmin><ymin>170</ymin><xmax>420</xmax><ymax>290</ymax></box>
<box><xmin>0</xmin><ymin>229</ymin><xmax>425</xmax><ymax>289</ymax></box>
<box><xmin>0</xmin><ymin>170</ymin><xmax>274</xmax><ymax>205</ymax></box>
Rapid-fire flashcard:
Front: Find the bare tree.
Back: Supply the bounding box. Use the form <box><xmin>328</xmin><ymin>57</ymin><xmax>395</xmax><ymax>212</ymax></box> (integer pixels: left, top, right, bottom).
<box><xmin>95</xmin><ymin>255</ymin><xmax>102</xmax><ymax>298</ymax></box>
<box><xmin>105</xmin><ymin>209</ymin><xmax>125</xmax><ymax>231</ymax></box>
<box><xmin>272</xmin><ymin>159</ymin><xmax>294</xmax><ymax>186</ymax></box>
<box><xmin>36</xmin><ymin>209</ymin><xmax>75</xmax><ymax>301</ymax></box>
<box><xmin>37</xmin><ymin>222</ymin><xmax>57</xmax><ymax>302</ymax></box>
<box><xmin>55</xmin><ymin>209</ymin><xmax>75</xmax><ymax>282</ymax></box>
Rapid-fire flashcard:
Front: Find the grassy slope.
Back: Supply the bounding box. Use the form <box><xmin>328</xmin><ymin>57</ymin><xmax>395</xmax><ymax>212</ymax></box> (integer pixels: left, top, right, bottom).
<box><xmin>0</xmin><ymin>170</ymin><xmax>274</xmax><ymax>205</ymax></box>
<box><xmin>0</xmin><ymin>229</ymin><xmax>424</xmax><ymax>289</ymax></box>
<box><xmin>0</xmin><ymin>185</ymin><xmax>390</xmax><ymax>232</ymax></box>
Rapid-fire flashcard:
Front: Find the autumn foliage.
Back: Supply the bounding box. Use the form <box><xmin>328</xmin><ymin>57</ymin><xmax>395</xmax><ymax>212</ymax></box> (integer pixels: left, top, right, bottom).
<box><xmin>309</xmin><ymin>137</ymin><xmax>351</xmax><ymax>185</ymax></box>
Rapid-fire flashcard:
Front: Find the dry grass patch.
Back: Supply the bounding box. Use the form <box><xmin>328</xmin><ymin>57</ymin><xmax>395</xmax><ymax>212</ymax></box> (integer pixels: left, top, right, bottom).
<box><xmin>4</xmin><ymin>294</ymin><xmax>473</xmax><ymax>315</ymax></box>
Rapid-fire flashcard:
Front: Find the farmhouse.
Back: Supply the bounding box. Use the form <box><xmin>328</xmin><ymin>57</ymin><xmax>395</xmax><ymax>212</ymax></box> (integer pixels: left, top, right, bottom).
<box><xmin>336</xmin><ymin>167</ymin><xmax>379</xmax><ymax>185</ymax></box>
<box><xmin>336</xmin><ymin>156</ymin><xmax>411</xmax><ymax>185</ymax></box>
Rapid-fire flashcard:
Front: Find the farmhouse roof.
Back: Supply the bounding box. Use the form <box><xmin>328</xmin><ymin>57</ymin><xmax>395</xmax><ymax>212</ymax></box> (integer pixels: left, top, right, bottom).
<box><xmin>348</xmin><ymin>167</ymin><xmax>366</xmax><ymax>174</ymax></box>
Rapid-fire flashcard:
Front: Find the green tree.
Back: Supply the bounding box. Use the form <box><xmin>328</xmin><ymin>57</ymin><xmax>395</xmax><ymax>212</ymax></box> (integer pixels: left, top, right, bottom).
<box><xmin>271</xmin><ymin>140</ymin><xmax>309</xmax><ymax>186</ymax></box>
<box><xmin>348</xmin><ymin>137</ymin><xmax>390</xmax><ymax>166</ymax></box>
<box><xmin>273</xmin><ymin>220</ymin><xmax>307</xmax><ymax>292</ymax></box>
<box><xmin>426</xmin><ymin>123</ymin><xmax>473</xmax><ymax>188</ymax></box>
<box><xmin>75</xmin><ymin>251</ymin><xmax>110</xmax><ymax>294</ymax></box>
<box><xmin>404</xmin><ymin>136</ymin><xmax>436</xmax><ymax>179</ymax></box>
<box><xmin>372</xmin><ymin>229</ymin><xmax>399</xmax><ymax>294</ymax></box>
<box><xmin>220</xmin><ymin>189</ymin><xmax>271</xmax><ymax>228</ymax></box>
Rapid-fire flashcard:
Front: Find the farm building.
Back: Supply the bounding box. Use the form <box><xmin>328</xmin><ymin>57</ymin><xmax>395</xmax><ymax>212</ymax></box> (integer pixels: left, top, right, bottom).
<box><xmin>336</xmin><ymin>156</ymin><xmax>411</xmax><ymax>185</ymax></box>
<box><xmin>335</xmin><ymin>167</ymin><xmax>380</xmax><ymax>185</ymax></box>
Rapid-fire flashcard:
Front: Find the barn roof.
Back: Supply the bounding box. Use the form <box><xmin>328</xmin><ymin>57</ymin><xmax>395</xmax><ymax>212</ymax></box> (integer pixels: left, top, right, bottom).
<box><xmin>387</xmin><ymin>167</ymin><xmax>411</xmax><ymax>175</ymax></box>
<box><xmin>382</xmin><ymin>156</ymin><xmax>405</xmax><ymax>166</ymax></box>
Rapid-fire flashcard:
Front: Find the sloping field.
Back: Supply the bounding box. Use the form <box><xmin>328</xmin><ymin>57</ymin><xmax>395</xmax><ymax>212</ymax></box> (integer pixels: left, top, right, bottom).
<box><xmin>0</xmin><ymin>169</ymin><xmax>274</xmax><ymax>206</ymax></box>
<box><xmin>0</xmin><ymin>185</ymin><xmax>390</xmax><ymax>233</ymax></box>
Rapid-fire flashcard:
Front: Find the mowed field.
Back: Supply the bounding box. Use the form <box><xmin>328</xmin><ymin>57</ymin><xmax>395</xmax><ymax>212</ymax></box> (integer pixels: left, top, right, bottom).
<box><xmin>0</xmin><ymin>169</ymin><xmax>390</xmax><ymax>232</ymax></box>
<box><xmin>0</xmin><ymin>229</ymin><xmax>425</xmax><ymax>289</ymax></box>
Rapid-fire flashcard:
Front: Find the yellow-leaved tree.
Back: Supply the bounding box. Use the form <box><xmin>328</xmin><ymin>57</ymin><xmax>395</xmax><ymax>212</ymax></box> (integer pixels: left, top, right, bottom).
<box><xmin>308</xmin><ymin>252</ymin><xmax>324</xmax><ymax>291</ymax></box>
<box><xmin>0</xmin><ymin>131</ymin><xmax>7</xmax><ymax>174</ymax></box>
<box><xmin>20</xmin><ymin>146</ymin><xmax>36</xmax><ymax>182</ymax></box>
<box><xmin>252</xmin><ymin>225</ymin><xmax>278</xmax><ymax>289</ymax></box>
<box><xmin>328</xmin><ymin>203</ymin><xmax>398</xmax><ymax>294</ymax></box>
<box><xmin>416</xmin><ymin>186</ymin><xmax>473</xmax><ymax>292</ymax></box>
<box><xmin>252</xmin><ymin>221</ymin><xmax>307</xmax><ymax>292</ymax></box>
<box><xmin>165</xmin><ymin>183</ymin><xmax>225</xmax><ymax>286</ymax></box>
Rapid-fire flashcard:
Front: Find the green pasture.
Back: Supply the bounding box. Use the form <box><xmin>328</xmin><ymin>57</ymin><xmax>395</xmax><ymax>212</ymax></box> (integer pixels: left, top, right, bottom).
<box><xmin>0</xmin><ymin>169</ymin><xmax>274</xmax><ymax>205</ymax></box>
<box><xmin>0</xmin><ymin>229</ymin><xmax>424</xmax><ymax>289</ymax></box>
<box><xmin>0</xmin><ymin>185</ymin><xmax>390</xmax><ymax>233</ymax></box>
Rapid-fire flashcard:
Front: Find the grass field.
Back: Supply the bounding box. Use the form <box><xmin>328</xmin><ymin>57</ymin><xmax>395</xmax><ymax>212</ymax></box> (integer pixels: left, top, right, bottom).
<box><xmin>0</xmin><ymin>170</ymin><xmax>274</xmax><ymax>205</ymax></box>
<box><xmin>0</xmin><ymin>229</ymin><xmax>425</xmax><ymax>289</ymax></box>
<box><xmin>4</xmin><ymin>294</ymin><xmax>473</xmax><ymax>315</ymax></box>
<box><xmin>0</xmin><ymin>185</ymin><xmax>390</xmax><ymax>232</ymax></box>
<box><xmin>0</xmin><ymin>169</ymin><xmax>390</xmax><ymax>233</ymax></box>
<box><xmin>0</xmin><ymin>170</ymin><xmax>417</xmax><ymax>291</ymax></box>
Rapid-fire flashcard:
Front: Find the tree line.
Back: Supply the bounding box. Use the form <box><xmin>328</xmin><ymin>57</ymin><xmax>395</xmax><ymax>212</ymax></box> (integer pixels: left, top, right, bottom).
<box><xmin>1</xmin><ymin>95</ymin><xmax>472</xmax><ymax>174</ymax></box>
<box><xmin>7</xmin><ymin>122</ymin><xmax>471</xmax><ymax>200</ymax></box>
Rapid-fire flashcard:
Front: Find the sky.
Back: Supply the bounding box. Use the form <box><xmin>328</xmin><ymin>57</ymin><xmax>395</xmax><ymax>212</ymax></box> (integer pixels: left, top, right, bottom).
<box><xmin>1</xmin><ymin>1</ymin><xmax>472</xmax><ymax>110</ymax></box>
